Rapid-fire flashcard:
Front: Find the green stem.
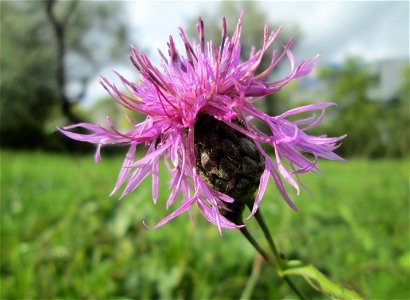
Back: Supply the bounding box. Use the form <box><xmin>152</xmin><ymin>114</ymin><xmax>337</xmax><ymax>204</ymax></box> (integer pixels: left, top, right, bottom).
<box><xmin>282</xmin><ymin>275</ymin><xmax>307</xmax><ymax>300</ymax></box>
<box><xmin>240</xmin><ymin>227</ymin><xmax>273</xmax><ymax>266</ymax></box>
<box><xmin>249</xmin><ymin>205</ymin><xmax>307</xmax><ymax>300</ymax></box>
<box><xmin>253</xmin><ymin>209</ymin><xmax>283</xmax><ymax>268</ymax></box>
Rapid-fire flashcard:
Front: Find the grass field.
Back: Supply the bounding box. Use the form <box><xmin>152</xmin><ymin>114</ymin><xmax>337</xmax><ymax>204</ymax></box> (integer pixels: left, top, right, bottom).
<box><xmin>1</xmin><ymin>150</ymin><xmax>409</xmax><ymax>299</ymax></box>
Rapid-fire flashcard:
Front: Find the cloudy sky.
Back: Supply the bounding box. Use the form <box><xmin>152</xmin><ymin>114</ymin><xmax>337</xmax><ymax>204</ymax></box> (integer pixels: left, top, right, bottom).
<box><xmin>127</xmin><ymin>1</ymin><xmax>408</xmax><ymax>62</ymax></box>
<box><xmin>83</xmin><ymin>1</ymin><xmax>409</xmax><ymax>105</ymax></box>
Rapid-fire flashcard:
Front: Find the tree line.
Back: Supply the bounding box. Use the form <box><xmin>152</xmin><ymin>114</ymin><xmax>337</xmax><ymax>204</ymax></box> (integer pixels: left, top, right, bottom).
<box><xmin>1</xmin><ymin>1</ymin><xmax>408</xmax><ymax>157</ymax></box>
<box><xmin>0</xmin><ymin>1</ymin><xmax>129</xmax><ymax>149</ymax></box>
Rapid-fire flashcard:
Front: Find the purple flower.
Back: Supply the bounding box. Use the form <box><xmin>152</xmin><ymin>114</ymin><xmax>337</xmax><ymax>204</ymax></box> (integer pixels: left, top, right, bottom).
<box><xmin>61</xmin><ymin>13</ymin><xmax>345</xmax><ymax>233</ymax></box>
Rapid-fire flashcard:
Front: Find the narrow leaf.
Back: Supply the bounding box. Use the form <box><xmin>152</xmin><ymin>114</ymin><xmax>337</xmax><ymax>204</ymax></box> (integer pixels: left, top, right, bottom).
<box><xmin>281</xmin><ymin>260</ymin><xmax>362</xmax><ymax>300</ymax></box>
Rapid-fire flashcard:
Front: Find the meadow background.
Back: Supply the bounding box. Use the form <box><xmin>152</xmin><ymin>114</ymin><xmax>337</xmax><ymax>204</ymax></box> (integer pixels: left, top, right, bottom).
<box><xmin>1</xmin><ymin>152</ymin><xmax>409</xmax><ymax>299</ymax></box>
<box><xmin>1</xmin><ymin>1</ymin><xmax>409</xmax><ymax>299</ymax></box>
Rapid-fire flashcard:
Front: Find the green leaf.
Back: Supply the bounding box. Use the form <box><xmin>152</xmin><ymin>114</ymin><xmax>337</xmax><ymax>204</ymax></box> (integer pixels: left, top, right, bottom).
<box><xmin>281</xmin><ymin>260</ymin><xmax>362</xmax><ymax>300</ymax></box>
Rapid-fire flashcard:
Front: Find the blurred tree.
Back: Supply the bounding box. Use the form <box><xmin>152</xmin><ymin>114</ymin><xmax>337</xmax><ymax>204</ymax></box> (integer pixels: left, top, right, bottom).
<box><xmin>318</xmin><ymin>57</ymin><xmax>405</xmax><ymax>157</ymax></box>
<box><xmin>381</xmin><ymin>65</ymin><xmax>409</xmax><ymax>157</ymax></box>
<box><xmin>44</xmin><ymin>0</ymin><xmax>129</xmax><ymax>124</ymax></box>
<box><xmin>0</xmin><ymin>2</ymin><xmax>57</xmax><ymax>147</ymax></box>
<box><xmin>186</xmin><ymin>1</ymin><xmax>300</xmax><ymax>116</ymax></box>
<box><xmin>0</xmin><ymin>1</ymin><xmax>131</xmax><ymax>148</ymax></box>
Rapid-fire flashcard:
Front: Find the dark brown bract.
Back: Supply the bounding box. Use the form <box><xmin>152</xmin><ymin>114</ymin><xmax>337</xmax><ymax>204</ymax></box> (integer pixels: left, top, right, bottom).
<box><xmin>194</xmin><ymin>114</ymin><xmax>265</xmax><ymax>204</ymax></box>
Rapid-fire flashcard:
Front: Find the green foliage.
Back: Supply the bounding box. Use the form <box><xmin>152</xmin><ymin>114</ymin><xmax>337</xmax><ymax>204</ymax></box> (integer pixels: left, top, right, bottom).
<box><xmin>0</xmin><ymin>1</ymin><xmax>131</xmax><ymax>148</ymax></box>
<box><xmin>0</xmin><ymin>2</ymin><xmax>57</xmax><ymax>147</ymax></box>
<box><xmin>381</xmin><ymin>66</ymin><xmax>410</xmax><ymax>156</ymax></box>
<box><xmin>319</xmin><ymin>58</ymin><xmax>377</xmax><ymax>103</ymax></box>
<box><xmin>318</xmin><ymin>57</ymin><xmax>409</xmax><ymax>157</ymax></box>
<box><xmin>1</xmin><ymin>151</ymin><xmax>408</xmax><ymax>299</ymax></box>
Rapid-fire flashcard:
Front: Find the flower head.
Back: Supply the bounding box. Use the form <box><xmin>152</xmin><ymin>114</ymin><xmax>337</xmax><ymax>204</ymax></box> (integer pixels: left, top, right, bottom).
<box><xmin>61</xmin><ymin>13</ymin><xmax>345</xmax><ymax>233</ymax></box>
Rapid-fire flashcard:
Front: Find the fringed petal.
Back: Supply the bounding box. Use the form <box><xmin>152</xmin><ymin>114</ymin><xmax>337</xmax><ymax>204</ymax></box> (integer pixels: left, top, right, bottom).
<box><xmin>61</xmin><ymin>13</ymin><xmax>345</xmax><ymax>233</ymax></box>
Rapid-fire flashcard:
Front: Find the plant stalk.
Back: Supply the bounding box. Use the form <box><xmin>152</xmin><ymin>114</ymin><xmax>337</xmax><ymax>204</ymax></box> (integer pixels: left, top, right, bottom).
<box><xmin>246</xmin><ymin>203</ymin><xmax>307</xmax><ymax>300</ymax></box>
<box><xmin>239</xmin><ymin>223</ymin><xmax>306</xmax><ymax>300</ymax></box>
<box><xmin>239</xmin><ymin>227</ymin><xmax>273</xmax><ymax>266</ymax></box>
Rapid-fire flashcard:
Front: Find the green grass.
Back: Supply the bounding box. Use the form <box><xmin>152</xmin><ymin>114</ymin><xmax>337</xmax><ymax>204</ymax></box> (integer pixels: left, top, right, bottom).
<box><xmin>1</xmin><ymin>150</ymin><xmax>409</xmax><ymax>299</ymax></box>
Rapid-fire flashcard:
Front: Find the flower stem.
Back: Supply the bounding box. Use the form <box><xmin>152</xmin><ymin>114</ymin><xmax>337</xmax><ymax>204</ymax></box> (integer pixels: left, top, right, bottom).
<box><xmin>239</xmin><ymin>227</ymin><xmax>273</xmax><ymax>266</ymax></box>
<box><xmin>239</xmin><ymin>220</ymin><xmax>306</xmax><ymax>300</ymax></box>
<box><xmin>252</xmin><ymin>209</ymin><xmax>282</xmax><ymax>267</ymax></box>
<box><xmin>250</xmin><ymin>206</ymin><xmax>307</xmax><ymax>300</ymax></box>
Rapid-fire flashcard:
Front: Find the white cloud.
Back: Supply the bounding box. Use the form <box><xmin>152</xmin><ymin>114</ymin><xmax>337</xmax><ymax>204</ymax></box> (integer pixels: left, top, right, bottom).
<box><xmin>82</xmin><ymin>0</ymin><xmax>409</xmax><ymax>106</ymax></box>
<box><xmin>257</xmin><ymin>1</ymin><xmax>409</xmax><ymax>63</ymax></box>
<box><xmin>128</xmin><ymin>1</ymin><xmax>408</xmax><ymax>63</ymax></box>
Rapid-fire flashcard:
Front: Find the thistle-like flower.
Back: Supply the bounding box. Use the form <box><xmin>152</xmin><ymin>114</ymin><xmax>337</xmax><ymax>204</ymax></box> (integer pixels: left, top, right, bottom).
<box><xmin>61</xmin><ymin>13</ymin><xmax>345</xmax><ymax>233</ymax></box>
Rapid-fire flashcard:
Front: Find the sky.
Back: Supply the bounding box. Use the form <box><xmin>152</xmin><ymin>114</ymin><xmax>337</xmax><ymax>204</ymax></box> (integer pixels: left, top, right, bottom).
<box><xmin>83</xmin><ymin>1</ymin><xmax>409</xmax><ymax>106</ymax></box>
<box><xmin>127</xmin><ymin>1</ymin><xmax>408</xmax><ymax>62</ymax></box>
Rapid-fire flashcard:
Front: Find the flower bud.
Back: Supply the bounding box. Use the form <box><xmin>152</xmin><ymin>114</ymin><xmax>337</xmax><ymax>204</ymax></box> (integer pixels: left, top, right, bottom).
<box><xmin>194</xmin><ymin>114</ymin><xmax>265</xmax><ymax>223</ymax></box>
